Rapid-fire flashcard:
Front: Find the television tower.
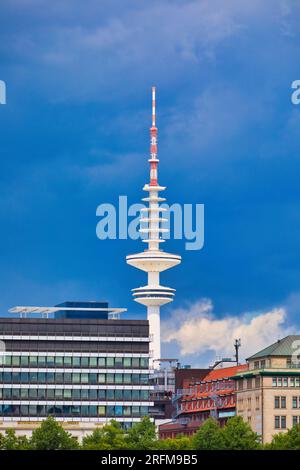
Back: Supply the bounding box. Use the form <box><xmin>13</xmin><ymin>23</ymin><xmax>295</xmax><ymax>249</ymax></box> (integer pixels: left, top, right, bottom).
<box><xmin>126</xmin><ymin>87</ymin><xmax>181</xmax><ymax>369</ymax></box>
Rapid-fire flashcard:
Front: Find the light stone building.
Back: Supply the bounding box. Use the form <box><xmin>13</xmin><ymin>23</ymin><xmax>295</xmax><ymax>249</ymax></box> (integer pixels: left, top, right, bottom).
<box><xmin>233</xmin><ymin>335</ymin><xmax>300</xmax><ymax>444</ymax></box>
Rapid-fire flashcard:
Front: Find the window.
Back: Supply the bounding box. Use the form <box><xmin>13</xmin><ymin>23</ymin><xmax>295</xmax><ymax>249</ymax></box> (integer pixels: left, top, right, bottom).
<box><xmin>132</xmin><ymin>406</ymin><xmax>140</xmax><ymax>417</ymax></box>
<box><xmin>115</xmin><ymin>374</ymin><xmax>123</xmax><ymax>384</ymax></box>
<box><xmin>38</xmin><ymin>356</ymin><xmax>46</xmax><ymax>367</ymax></box>
<box><xmin>89</xmin><ymin>357</ymin><xmax>98</xmax><ymax>368</ymax></box>
<box><xmin>47</xmin><ymin>356</ymin><xmax>55</xmax><ymax>366</ymax></box>
<box><xmin>293</xmin><ymin>397</ymin><xmax>298</xmax><ymax>409</ymax></box>
<box><xmin>123</xmin><ymin>406</ymin><xmax>131</xmax><ymax>416</ymax></box>
<box><xmin>140</xmin><ymin>390</ymin><xmax>149</xmax><ymax>400</ymax></box>
<box><xmin>115</xmin><ymin>406</ymin><xmax>123</xmax><ymax>416</ymax></box>
<box><xmin>238</xmin><ymin>380</ymin><xmax>244</xmax><ymax>390</ymax></box>
<box><xmin>73</xmin><ymin>389</ymin><xmax>81</xmax><ymax>400</ymax></box>
<box><xmin>98</xmin><ymin>406</ymin><xmax>106</xmax><ymax>416</ymax></box>
<box><xmin>81</xmin><ymin>373</ymin><xmax>89</xmax><ymax>384</ymax></box>
<box><xmin>5</xmin><ymin>355</ymin><xmax>12</xmax><ymax>366</ymax></box>
<box><xmin>12</xmin><ymin>356</ymin><xmax>20</xmax><ymax>366</ymax></box>
<box><xmin>55</xmin><ymin>356</ymin><xmax>64</xmax><ymax>367</ymax></box>
<box><xmin>107</xmin><ymin>389</ymin><xmax>114</xmax><ymax>400</ymax></box>
<box><xmin>115</xmin><ymin>357</ymin><xmax>123</xmax><ymax>368</ymax></box>
<box><xmin>272</xmin><ymin>378</ymin><xmax>277</xmax><ymax>387</ymax></box>
<box><xmin>123</xmin><ymin>374</ymin><xmax>132</xmax><ymax>384</ymax></box>
<box><xmin>107</xmin><ymin>406</ymin><xmax>115</xmax><ymax>417</ymax></box>
<box><xmin>72</xmin><ymin>373</ymin><xmax>80</xmax><ymax>384</ymax></box>
<box><xmin>81</xmin><ymin>357</ymin><xmax>89</xmax><ymax>368</ymax></box>
<box><xmin>64</xmin><ymin>357</ymin><xmax>72</xmax><ymax>367</ymax></box>
<box><xmin>277</xmin><ymin>378</ymin><xmax>282</xmax><ymax>387</ymax></box>
<box><xmin>115</xmin><ymin>389</ymin><xmax>123</xmax><ymax>400</ymax></box>
<box><xmin>132</xmin><ymin>390</ymin><xmax>139</xmax><ymax>401</ymax></box>
<box><xmin>47</xmin><ymin>389</ymin><xmax>55</xmax><ymax>400</ymax></box>
<box><xmin>293</xmin><ymin>416</ymin><xmax>300</xmax><ymax>426</ymax></box>
<box><xmin>283</xmin><ymin>378</ymin><xmax>288</xmax><ymax>387</ymax></box>
<box><xmin>73</xmin><ymin>357</ymin><xmax>81</xmax><ymax>367</ymax></box>
<box><xmin>81</xmin><ymin>389</ymin><xmax>89</xmax><ymax>400</ymax></box>
<box><xmin>123</xmin><ymin>390</ymin><xmax>131</xmax><ymax>400</ymax></box>
<box><xmin>132</xmin><ymin>358</ymin><xmax>140</xmax><ymax>369</ymax></box>
<box><xmin>20</xmin><ymin>356</ymin><xmax>29</xmax><ymax>367</ymax></box>
<box><xmin>107</xmin><ymin>358</ymin><xmax>115</xmax><ymax>368</ymax></box>
<box><xmin>55</xmin><ymin>389</ymin><xmax>63</xmax><ymax>399</ymax></box>
<box><xmin>89</xmin><ymin>389</ymin><xmax>97</xmax><ymax>400</ymax></box>
<box><xmin>260</xmin><ymin>360</ymin><xmax>266</xmax><ymax>368</ymax></box>
<box><xmin>106</xmin><ymin>374</ymin><xmax>114</xmax><ymax>384</ymax></box>
<box><xmin>274</xmin><ymin>396</ymin><xmax>280</xmax><ymax>409</ymax></box>
<box><xmin>291</xmin><ymin>378</ymin><xmax>295</xmax><ymax>387</ymax></box>
<box><xmin>123</xmin><ymin>358</ymin><xmax>132</xmax><ymax>368</ymax></box>
<box><xmin>63</xmin><ymin>389</ymin><xmax>72</xmax><ymax>399</ymax></box>
<box><xmin>281</xmin><ymin>397</ymin><xmax>286</xmax><ymax>408</ymax></box>
<box><xmin>98</xmin><ymin>389</ymin><xmax>106</xmax><ymax>400</ymax></box>
<box><xmin>98</xmin><ymin>374</ymin><xmax>105</xmax><ymax>384</ymax></box>
<box><xmin>98</xmin><ymin>358</ymin><xmax>106</xmax><ymax>367</ymax></box>
<box><xmin>29</xmin><ymin>356</ymin><xmax>38</xmax><ymax>367</ymax></box>
<box><xmin>90</xmin><ymin>373</ymin><xmax>97</xmax><ymax>385</ymax></box>
<box><xmin>275</xmin><ymin>416</ymin><xmax>286</xmax><ymax>429</ymax></box>
<box><xmin>296</xmin><ymin>378</ymin><xmax>300</xmax><ymax>387</ymax></box>
<box><xmin>29</xmin><ymin>389</ymin><xmax>38</xmax><ymax>399</ymax></box>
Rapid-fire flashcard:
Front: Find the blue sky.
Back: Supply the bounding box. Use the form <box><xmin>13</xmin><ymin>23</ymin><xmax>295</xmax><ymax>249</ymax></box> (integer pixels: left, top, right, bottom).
<box><xmin>1</xmin><ymin>0</ymin><xmax>300</xmax><ymax>365</ymax></box>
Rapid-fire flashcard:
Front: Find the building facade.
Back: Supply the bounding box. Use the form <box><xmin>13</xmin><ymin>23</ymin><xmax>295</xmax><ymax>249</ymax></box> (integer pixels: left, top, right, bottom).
<box><xmin>159</xmin><ymin>365</ymin><xmax>243</xmax><ymax>439</ymax></box>
<box><xmin>234</xmin><ymin>335</ymin><xmax>300</xmax><ymax>444</ymax></box>
<box><xmin>0</xmin><ymin>313</ymin><xmax>153</xmax><ymax>438</ymax></box>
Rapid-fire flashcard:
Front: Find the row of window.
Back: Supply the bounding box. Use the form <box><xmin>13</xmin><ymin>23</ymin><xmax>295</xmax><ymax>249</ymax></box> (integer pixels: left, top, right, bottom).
<box><xmin>275</xmin><ymin>396</ymin><xmax>300</xmax><ymax>409</ymax></box>
<box><xmin>2</xmin><ymin>355</ymin><xmax>149</xmax><ymax>369</ymax></box>
<box><xmin>272</xmin><ymin>377</ymin><xmax>300</xmax><ymax>387</ymax></box>
<box><xmin>0</xmin><ymin>371</ymin><xmax>149</xmax><ymax>385</ymax></box>
<box><xmin>0</xmin><ymin>388</ymin><xmax>150</xmax><ymax>401</ymax></box>
<box><xmin>274</xmin><ymin>415</ymin><xmax>300</xmax><ymax>429</ymax></box>
<box><xmin>0</xmin><ymin>404</ymin><xmax>149</xmax><ymax>418</ymax></box>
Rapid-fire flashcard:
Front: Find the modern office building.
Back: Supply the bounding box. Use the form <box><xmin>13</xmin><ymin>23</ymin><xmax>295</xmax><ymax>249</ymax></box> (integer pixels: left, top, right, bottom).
<box><xmin>0</xmin><ymin>301</ymin><xmax>153</xmax><ymax>438</ymax></box>
<box><xmin>234</xmin><ymin>335</ymin><xmax>300</xmax><ymax>444</ymax></box>
<box><xmin>159</xmin><ymin>365</ymin><xmax>245</xmax><ymax>439</ymax></box>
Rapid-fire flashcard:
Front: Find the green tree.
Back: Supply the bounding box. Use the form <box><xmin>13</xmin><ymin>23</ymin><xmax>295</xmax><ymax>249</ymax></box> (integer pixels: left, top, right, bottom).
<box><xmin>82</xmin><ymin>420</ymin><xmax>127</xmax><ymax>450</ymax></box>
<box><xmin>126</xmin><ymin>416</ymin><xmax>157</xmax><ymax>450</ymax></box>
<box><xmin>156</xmin><ymin>435</ymin><xmax>193</xmax><ymax>450</ymax></box>
<box><xmin>31</xmin><ymin>416</ymin><xmax>79</xmax><ymax>450</ymax></box>
<box><xmin>221</xmin><ymin>416</ymin><xmax>261</xmax><ymax>450</ymax></box>
<box><xmin>0</xmin><ymin>429</ymin><xmax>32</xmax><ymax>450</ymax></box>
<box><xmin>192</xmin><ymin>418</ymin><xmax>225</xmax><ymax>450</ymax></box>
<box><xmin>267</xmin><ymin>424</ymin><xmax>300</xmax><ymax>450</ymax></box>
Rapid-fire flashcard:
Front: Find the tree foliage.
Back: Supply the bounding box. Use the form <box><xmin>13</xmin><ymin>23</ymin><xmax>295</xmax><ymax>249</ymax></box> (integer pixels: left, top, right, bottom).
<box><xmin>82</xmin><ymin>420</ymin><xmax>127</xmax><ymax>450</ymax></box>
<box><xmin>4</xmin><ymin>414</ymin><xmax>300</xmax><ymax>450</ymax></box>
<box><xmin>266</xmin><ymin>424</ymin><xmax>300</xmax><ymax>450</ymax></box>
<box><xmin>126</xmin><ymin>416</ymin><xmax>157</xmax><ymax>450</ymax></box>
<box><xmin>221</xmin><ymin>416</ymin><xmax>261</xmax><ymax>450</ymax></box>
<box><xmin>30</xmin><ymin>416</ymin><xmax>79</xmax><ymax>450</ymax></box>
<box><xmin>192</xmin><ymin>418</ymin><xmax>225</xmax><ymax>450</ymax></box>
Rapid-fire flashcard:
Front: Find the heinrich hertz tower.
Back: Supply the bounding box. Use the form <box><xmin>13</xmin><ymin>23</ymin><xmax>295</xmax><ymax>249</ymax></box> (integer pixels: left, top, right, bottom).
<box><xmin>126</xmin><ymin>87</ymin><xmax>181</xmax><ymax>369</ymax></box>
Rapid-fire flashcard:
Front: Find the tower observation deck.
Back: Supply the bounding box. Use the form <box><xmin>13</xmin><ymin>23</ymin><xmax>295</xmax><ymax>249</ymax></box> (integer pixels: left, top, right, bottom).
<box><xmin>126</xmin><ymin>87</ymin><xmax>181</xmax><ymax>369</ymax></box>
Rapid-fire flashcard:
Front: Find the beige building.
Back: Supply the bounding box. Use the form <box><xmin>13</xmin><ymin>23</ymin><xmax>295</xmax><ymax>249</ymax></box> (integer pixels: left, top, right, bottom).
<box><xmin>234</xmin><ymin>335</ymin><xmax>300</xmax><ymax>444</ymax></box>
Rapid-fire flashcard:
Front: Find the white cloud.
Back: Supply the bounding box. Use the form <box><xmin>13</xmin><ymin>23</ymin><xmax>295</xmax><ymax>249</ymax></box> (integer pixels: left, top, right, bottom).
<box><xmin>162</xmin><ymin>299</ymin><xmax>293</xmax><ymax>362</ymax></box>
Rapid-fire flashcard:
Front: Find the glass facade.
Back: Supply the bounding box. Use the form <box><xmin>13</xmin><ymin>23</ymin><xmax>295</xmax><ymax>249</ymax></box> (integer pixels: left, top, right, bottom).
<box><xmin>0</xmin><ymin>317</ymin><xmax>153</xmax><ymax>425</ymax></box>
